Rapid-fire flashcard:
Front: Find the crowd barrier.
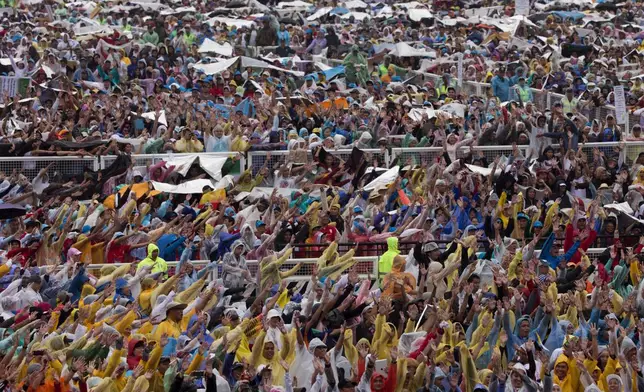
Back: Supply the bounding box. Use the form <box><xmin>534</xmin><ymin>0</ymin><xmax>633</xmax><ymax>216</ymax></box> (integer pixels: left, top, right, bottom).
<box><xmin>4</xmin><ymin>141</ymin><xmax>642</xmax><ymax>184</ymax></box>
<box><xmin>82</xmin><ymin>247</ymin><xmax>612</xmax><ymax>282</ymax></box>
<box><xmin>246</xmin><ymin>148</ymin><xmax>389</xmax><ymax>182</ymax></box>
<box><xmin>100</xmin><ymin>152</ymin><xmax>246</xmax><ymax>176</ymax></box>
<box><xmin>0</xmin><ymin>155</ymin><xmax>100</xmax><ymax>181</ymax></box>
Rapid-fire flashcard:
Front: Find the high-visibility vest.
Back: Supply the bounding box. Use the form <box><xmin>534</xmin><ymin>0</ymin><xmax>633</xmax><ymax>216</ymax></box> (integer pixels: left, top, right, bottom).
<box><xmin>562</xmin><ymin>97</ymin><xmax>578</xmax><ymax>114</ymax></box>
<box><xmin>517</xmin><ymin>86</ymin><xmax>531</xmax><ymax>102</ymax></box>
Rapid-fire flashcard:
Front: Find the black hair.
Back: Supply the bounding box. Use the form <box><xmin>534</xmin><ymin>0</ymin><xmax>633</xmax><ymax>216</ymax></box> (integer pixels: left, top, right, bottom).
<box><xmin>25</xmin><ymin>220</ymin><xmax>39</xmax><ymax>229</ymax></box>
<box><xmin>467</xmin><ymin>274</ymin><xmax>480</xmax><ymax>282</ymax></box>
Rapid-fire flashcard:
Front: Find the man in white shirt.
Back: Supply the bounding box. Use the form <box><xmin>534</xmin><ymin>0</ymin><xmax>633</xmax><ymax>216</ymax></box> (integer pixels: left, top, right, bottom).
<box><xmin>17</xmin><ymin>275</ymin><xmax>43</xmax><ymax>309</ymax></box>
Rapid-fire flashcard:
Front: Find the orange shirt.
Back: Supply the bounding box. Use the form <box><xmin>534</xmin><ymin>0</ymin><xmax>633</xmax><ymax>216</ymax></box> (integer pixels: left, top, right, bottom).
<box><xmin>22</xmin><ymin>377</ymin><xmax>71</xmax><ymax>392</ymax></box>
<box><xmin>382</xmin><ymin>271</ymin><xmax>416</xmax><ymax>299</ymax></box>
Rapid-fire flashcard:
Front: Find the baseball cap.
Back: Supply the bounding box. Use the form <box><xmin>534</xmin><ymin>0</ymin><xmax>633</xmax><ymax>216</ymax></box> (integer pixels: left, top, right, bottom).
<box><xmin>422</xmin><ymin>242</ymin><xmax>439</xmax><ymax>252</ymax></box>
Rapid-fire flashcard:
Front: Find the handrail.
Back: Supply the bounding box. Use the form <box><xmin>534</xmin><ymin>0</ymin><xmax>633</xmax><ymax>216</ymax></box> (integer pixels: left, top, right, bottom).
<box><xmin>79</xmin><ymin>248</ymin><xmax>612</xmax><ymax>282</ymax></box>
<box><xmin>1</xmin><ymin>141</ymin><xmax>636</xmax><ymax>183</ymax></box>
<box><xmin>0</xmin><ymin>156</ymin><xmax>97</xmax><ymax>161</ymax></box>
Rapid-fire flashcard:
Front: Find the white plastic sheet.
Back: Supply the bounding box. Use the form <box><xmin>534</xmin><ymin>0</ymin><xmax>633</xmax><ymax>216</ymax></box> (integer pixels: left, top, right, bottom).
<box><xmin>191</xmin><ymin>57</ymin><xmax>240</xmax><ymax>75</ymax></box>
<box><xmin>198</xmin><ymin>156</ymin><xmax>229</xmax><ymax>180</ymax></box>
<box><xmin>340</xmin><ymin>12</ymin><xmax>370</xmax><ymax>20</ymax></box>
<box><xmin>364</xmin><ymin>166</ymin><xmax>399</xmax><ymax>191</ymax></box>
<box><xmin>0</xmin><ymin>58</ymin><xmax>19</xmax><ymax>66</ymax></box>
<box><xmin>408</xmin><ymin>8</ymin><xmax>433</xmax><ymax>21</ymax></box>
<box><xmin>152</xmin><ymin>179</ymin><xmax>218</xmax><ymax>194</ymax></box>
<box><xmin>240</xmin><ymin>56</ymin><xmax>305</xmax><ymax>76</ymax></box>
<box><xmin>466</xmin><ymin>164</ymin><xmax>502</xmax><ymax>176</ymax></box>
<box><xmin>198</xmin><ymin>39</ymin><xmax>234</xmax><ymax>57</ymax></box>
<box><xmin>276</xmin><ymin>0</ymin><xmax>312</xmax><ymax>8</ymax></box>
<box><xmin>306</xmin><ymin>6</ymin><xmax>332</xmax><ymax>20</ymax></box>
<box><xmin>160</xmin><ymin>6</ymin><xmax>196</xmax><ymax>15</ymax></box>
<box><xmin>344</xmin><ymin>0</ymin><xmax>367</xmax><ymax>8</ymax></box>
<box><xmin>164</xmin><ymin>155</ymin><xmax>199</xmax><ymax>176</ymax></box>
<box><xmin>206</xmin><ymin>17</ymin><xmax>255</xmax><ymax>28</ymax></box>
<box><xmin>605</xmin><ymin>202</ymin><xmax>634</xmax><ymax>215</ymax></box>
<box><xmin>136</xmin><ymin>110</ymin><xmax>167</xmax><ymax>126</ymax></box>
<box><xmin>388</xmin><ymin>42</ymin><xmax>436</xmax><ymax>58</ymax></box>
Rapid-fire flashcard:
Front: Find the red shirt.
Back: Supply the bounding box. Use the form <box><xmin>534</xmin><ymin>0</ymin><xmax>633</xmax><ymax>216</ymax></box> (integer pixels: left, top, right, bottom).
<box><xmin>106</xmin><ymin>242</ymin><xmax>132</xmax><ymax>264</ymax></box>
<box><xmin>209</xmin><ymin>86</ymin><xmax>224</xmax><ymax>97</ymax></box>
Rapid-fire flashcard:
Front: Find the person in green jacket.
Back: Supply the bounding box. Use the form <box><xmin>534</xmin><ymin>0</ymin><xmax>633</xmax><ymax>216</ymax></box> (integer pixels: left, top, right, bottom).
<box><xmin>142</xmin><ymin>25</ymin><xmax>159</xmax><ymax>45</ymax></box>
<box><xmin>183</xmin><ymin>26</ymin><xmax>196</xmax><ymax>47</ymax></box>
<box><xmin>378</xmin><ymin>237</ymin><xmax>401</xmax><ymax>286</ymax></box>
<box><xmin>344</xmin><ymin>45</ymin><xmax>368</xmax><ymax>86</ymax></box>
<box><xmin>137</xmin><ymin>244</ymin><xmax>168</xmax><ymax>276</ymax></box>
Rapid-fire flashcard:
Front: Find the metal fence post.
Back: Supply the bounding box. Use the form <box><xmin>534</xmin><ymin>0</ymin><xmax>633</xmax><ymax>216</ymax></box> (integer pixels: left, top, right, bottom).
<box><xmin>373</xmin><ymin>256</ymin><xmax>379</xmax><ymax>284</ymax></box>
<box><xmin>247</xmin><ymin>152</ymin><xmax>254</xmax><ymax>173</ymax></box>
<box><xmin>546</xmin><ymin>91</ymin><xmax>551</xmax><ymax>108</ymax></box>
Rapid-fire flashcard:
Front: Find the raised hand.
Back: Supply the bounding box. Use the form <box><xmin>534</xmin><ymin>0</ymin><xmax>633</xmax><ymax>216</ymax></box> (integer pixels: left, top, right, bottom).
<box><xmin>160</xmin><ymin>333</ymin><xmax>169</xmax><ymax>347</ymax></box>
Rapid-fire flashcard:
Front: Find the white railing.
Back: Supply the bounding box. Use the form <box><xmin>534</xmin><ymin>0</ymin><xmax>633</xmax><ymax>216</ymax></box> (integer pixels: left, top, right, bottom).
<box><xmin>84</xmin><ymin>256</ymin><xmax>379</xmax><ymax>282</ymax></box>
<box><xmin>246</xmin><ymin>148</ymin><xmax>389</xmax><ymax>186</ymax></box>
<box><xmin>0</xmin><ymin>155</ymin><xmax>99</xmax><ymax>181</ymax></box>
<box><xmin>80</xmin><ymin>248</ymin><xmax>609</xmax><ymax>282</ymax></box>
<box><xmin>392</xmin><ymin>141</ymin><xmax>644</xmax><ymax>167</ymax></box>
<box><xmin>1</xmin><ymin>142</ymin><xmax>640</xmax><ymax>186</ymax></box>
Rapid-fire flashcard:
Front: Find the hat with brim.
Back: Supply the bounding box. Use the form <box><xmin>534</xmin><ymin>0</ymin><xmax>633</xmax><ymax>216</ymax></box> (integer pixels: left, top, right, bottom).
<box><xmin>423</xmin><ymin>242</ymin><xmax>439</xmax><ymax>252</ymax></box>
<box><xmin>166</xmin><ymin>301</ymin><xmax>187</xmax><ymax>311</ymax></box>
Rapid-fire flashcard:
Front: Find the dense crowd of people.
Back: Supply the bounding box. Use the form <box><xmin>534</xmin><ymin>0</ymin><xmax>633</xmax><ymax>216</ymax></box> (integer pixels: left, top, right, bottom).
<box><xmin>2</xmin><ymin>0</ymin><xmax>644</xmax><ymax>391</ymax></box>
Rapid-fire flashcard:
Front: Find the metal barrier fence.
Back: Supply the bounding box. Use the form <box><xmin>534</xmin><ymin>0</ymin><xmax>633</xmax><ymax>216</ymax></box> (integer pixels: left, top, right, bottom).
<box><xmin>246</xmin><ymin>148</ymin><xmax>389</xmax><ymax>186</ymax></box>
<box><xmin>82</xmin><ymin>247</ymin><xmax>611</xmax><ymax>281</ymax></box>
<box><xmin>288</xmin><ymin>236</ymin><xmax>636</xmax><ymax>259</ymax></box>
<box><xmin>3</xmin><ymin>143</ymin><xmax>639</xmax><ymax>186</ymax></box>
<box><xmin>0</xmin><ymin>156</ymin><xmax>99</xmax><ymax>181</ymax></box>
<box><xmin>390</xmin><ymin>141</ymin><xmax>644</xmax><ymax>169</ymax></box>
<box><xmin>83</xmin><ymin>256</ymin><xmax>378</xmax><ymax>282</ymax></box>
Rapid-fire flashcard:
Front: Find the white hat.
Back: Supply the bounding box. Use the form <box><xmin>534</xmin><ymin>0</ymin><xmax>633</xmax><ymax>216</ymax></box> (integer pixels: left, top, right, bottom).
<box><xmin>267</xmin><ymin>309</ymin><xmax>281</xmax><ymax>319</ymax></box>
<box><xmin>605</xmin><ymin>313</ymin><xmax>618</xmax><ymax>321</ymax></box>
<box><xmin>512</xmin><ymin>363</ymin><xmax>528</xmax><ymax>373</ymax></box>
<box><xmin>308</xmin><ymin>338</ymin><xmax>327</xmax><ymax>354</ymax></box>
